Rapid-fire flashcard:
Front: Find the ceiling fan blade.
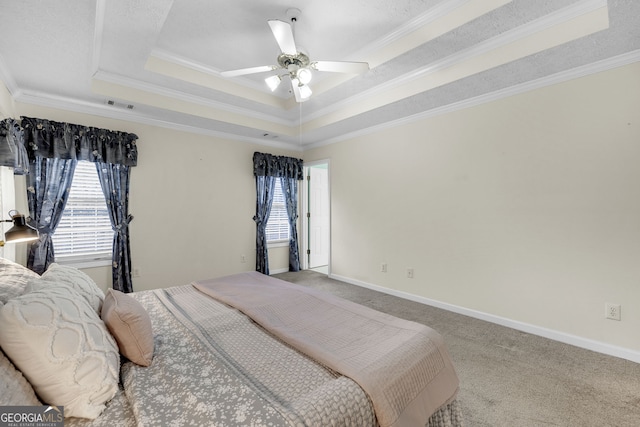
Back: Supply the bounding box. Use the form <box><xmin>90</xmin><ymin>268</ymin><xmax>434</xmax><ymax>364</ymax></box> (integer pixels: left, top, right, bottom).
<box><xmin>268</xmin><ymin>20</ymin><xmax>297</xmax><ymax>55</ymax></box>
<box><xmin>220</xmin><ymin>65</ymin><xmax>277</xmax><ymax>77</ymax></box>
<box><xmin>312</xmin><ymin>61</ymin><xmax>369</xmax><ymax>74</ymax></box>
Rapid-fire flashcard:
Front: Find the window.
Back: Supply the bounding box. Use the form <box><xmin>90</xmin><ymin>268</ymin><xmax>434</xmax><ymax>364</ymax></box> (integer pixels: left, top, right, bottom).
<box><xmin>266</xmin><ymin>179</ymin><xmax>290</xmax><ymax>243</ymax></box>
<box><xmin>51</xmin><ymin>161</ymin><xmax>113</xmax><ymax>266</ymax></box>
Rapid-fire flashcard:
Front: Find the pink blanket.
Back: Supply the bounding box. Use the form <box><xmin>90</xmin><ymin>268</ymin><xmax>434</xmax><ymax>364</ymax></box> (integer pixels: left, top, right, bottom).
<box><xmin>194</xmin><ymin>272</ymin><xmax>459</xmax><ymax>427</ymax></box>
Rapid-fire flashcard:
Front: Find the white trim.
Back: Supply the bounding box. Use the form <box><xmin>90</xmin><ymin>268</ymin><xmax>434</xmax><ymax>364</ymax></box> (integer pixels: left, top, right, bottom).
<box><xmin>329</xmin><ymin>273</ymin><xmax>640</xmax><ymax>364</ymax></box>
<box><xmin>269</xmin><ymin>267</ymin><xmax>289</xmax><ymax>275</ymax></box>
<box><xmin>300</xmin><ymin>167</ymin><xmax>309</xmax><ymax>272</ymax></box>
<box><xmin>306</xmin><ymin>49</ymin><xmax>640</xmax><ymax>150</ymax></box>
<box><xmin>359</xmin><ymin>0</ymin><xmax>477</xmax><ymax>56</ymax></box>
<box><xmin>6</xmin><ymin>44</ymin><xmax>637</xmax><ymax>153</ymax></box>
<box><xmin>149</xmin><ymin>49</ymin><xmax>286</xmax><ymax>97</ymax></box>
<box><xmin>304</xmin><ymin>0</ymin><xmax>609</xmax><ymax>125</ymax></box>
<box><xmin>91</xmin><ymin>0</ymin><xmax>107</xmax><ymax>76</ymax></box>
<box><xmin>0</xmin><ymin>52</ymin><xmax>18</xmax><ymax>96</ymax></box>
<box><xmin>10</xmin><ymin>48</ymin><xmax>639</xmax><ymax>153</ymax></box>
<box><xmin>150</xmin><ymin>49</ymin><xmax>222</xmax><ymax>77</ymax></box>
<box><xmin>267</xmin><ymin>240</ymin><xmax>289</xmax><ymax>248</ymax></box>
<box><xmin>301</xmin><ymin>160</ymin><xmax>332</xmax><ymax>274</ymax></box>
<box><xmin>55</xmin><ymin>257</ymin><xmax>112</xmax><ymax>269</ymax></box>
<box><xmin>13</xmin><ymin>90</ymin><xmax>304</xmax><ymax>152</ymax></box>
<box><xmin>93</xmin><ymin>71</ymin><xmax>294</xmax><ymax>127</ymax></box>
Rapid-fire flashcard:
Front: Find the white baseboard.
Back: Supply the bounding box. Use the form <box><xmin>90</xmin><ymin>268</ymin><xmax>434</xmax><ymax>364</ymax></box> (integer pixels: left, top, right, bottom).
<box><xmin>269</xmin><ymin>267</ymin><xmax>290</xmax><ymax>275</ymax></box>
<box><xmin>329</xmin><ymin>273</ymin><xmax>640</xmax><ymax>364</ymax></box>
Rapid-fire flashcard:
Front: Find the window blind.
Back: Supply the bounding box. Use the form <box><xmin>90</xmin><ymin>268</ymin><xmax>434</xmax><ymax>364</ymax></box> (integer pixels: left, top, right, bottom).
<box><xmin>52</xmin><ymin>161</ymin><xmax>113</xmax><ymax>261</ymax></box>
<box><xmin>266</xmin><ymin>179</ymin><xmax>290</xmax><ymax>242</ymax></box>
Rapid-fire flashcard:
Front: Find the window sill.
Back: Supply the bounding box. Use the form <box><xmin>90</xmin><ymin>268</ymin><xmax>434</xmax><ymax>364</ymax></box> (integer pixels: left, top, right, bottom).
<box><xmin>267</xmin><ymin>240</ymin><xmax>289</xmax><ymax>249</ymax></box>
<box><xmin>54</xmin><ymin>257</ymin><xmax>112</xmax><ymax>269</ymax></box>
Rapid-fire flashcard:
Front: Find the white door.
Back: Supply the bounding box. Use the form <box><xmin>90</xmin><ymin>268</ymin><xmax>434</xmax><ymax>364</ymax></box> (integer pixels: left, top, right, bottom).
<box><xmin>308</xmin><ymin>165</ymin><xmax>329</xmax><ymax>268</ymax></box>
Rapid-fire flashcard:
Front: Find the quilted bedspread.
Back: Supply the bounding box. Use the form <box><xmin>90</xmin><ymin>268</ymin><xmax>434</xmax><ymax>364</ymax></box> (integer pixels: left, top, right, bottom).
<box><xmin>194</xmin><ymin>272</ymin><xmax>460</xmax><ymax>427</ymax></box>
<box><xmin>66</xmin><ymin>277</ymin><xmax>462</xmax><ymax>426</ymax></box>
<box><xmin>68</xmin><ymin>284</ymin><xmax>376</xmax><ymax>426</ymax></box>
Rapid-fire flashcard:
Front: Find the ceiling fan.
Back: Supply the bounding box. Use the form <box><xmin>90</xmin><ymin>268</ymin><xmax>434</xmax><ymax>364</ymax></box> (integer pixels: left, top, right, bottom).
<box><xmin>220</xmin><ymin>9</ymin><xmax>369</xmax><ymax>102</ymax></box>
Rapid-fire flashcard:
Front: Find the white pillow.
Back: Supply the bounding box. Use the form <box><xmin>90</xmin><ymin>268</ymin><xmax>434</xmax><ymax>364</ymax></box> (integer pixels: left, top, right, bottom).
<box><xmin>0</xmin><ymin>284</ymin><xmax>119</xmax><ymax>419</ymax></box>
<box><xmin>0</xmin><ymin>257</ymin><xmax>40</xmax><ymax>304</ymax></box>
<box><xmin>1</xmin><ymin>348</ymin><xmax>42</xmax><ymax>406</ymax></box>
<box><xmin>28</xmin><ymin>263</ymin><xmax>104</xmax><ymax>313</ymax></box>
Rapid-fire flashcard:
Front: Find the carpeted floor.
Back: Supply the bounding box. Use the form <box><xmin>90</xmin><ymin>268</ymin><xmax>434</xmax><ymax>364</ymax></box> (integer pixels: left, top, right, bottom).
<box><xmin>274</xmin><ymin>270</ymin><xmax>640</xmax><ymax>427</ymax></box>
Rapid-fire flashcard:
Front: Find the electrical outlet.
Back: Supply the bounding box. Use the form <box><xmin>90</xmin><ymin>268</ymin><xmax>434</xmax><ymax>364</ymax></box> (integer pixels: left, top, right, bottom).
<box><xmin>381</xmin><ymin>263</ymin><xmax>387</xmax><ymax>273</ymax></box>
<box><xmin>605</xmin><ymin>303</ymin><xmax>621</xmax><ymax>321</ymax></box>
<box><xmin>241</xmin><ymin>254</ymin><xmax>246</xmax><ymax>263</ymax></box>
<box><xmin>406</xmin><ymin>268</ymin><xmax>414</xmax><ymax>279</ymax></box>
<box><xmin>132</xmin><ymin>268</ymin><xmax>141</xmax><ymax>278</ymax></box>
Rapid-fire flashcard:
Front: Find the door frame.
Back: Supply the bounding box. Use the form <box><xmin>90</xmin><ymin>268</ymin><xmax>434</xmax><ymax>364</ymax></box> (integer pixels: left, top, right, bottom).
<box><xmin>301</xmin><ymin>159</ymin><xmax>331</xmax><ymax>273</ymax></box>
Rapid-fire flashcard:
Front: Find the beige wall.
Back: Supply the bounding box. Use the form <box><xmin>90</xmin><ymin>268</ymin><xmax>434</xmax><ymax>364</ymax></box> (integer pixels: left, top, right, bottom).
<box><xmin>10</xmin><ymin>102</ymin><xmax>297</xmax><ymax>291</ymax></box>
<box><xmin>3</xmin><ymin>63</ymin><xmax>639</xmax><ymax>356</ymax></box>
<box><xmin>304</xmin><ymin>63</ymin><xmax>640</xmax><ymax>353</ymax></box>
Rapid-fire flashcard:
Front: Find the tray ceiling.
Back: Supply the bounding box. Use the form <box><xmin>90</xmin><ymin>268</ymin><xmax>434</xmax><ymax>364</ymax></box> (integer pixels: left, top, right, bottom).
<box><xmin>0</xmin><ymin>0</ymin><xmax>638</xmax><ymax>150</ymax></box>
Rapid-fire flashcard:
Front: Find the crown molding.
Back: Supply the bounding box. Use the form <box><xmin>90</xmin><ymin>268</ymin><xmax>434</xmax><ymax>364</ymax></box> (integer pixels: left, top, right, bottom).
<box><xmin>309</xmin><ymin>0</ymin><xmax>512</xmax><ymax>99</ymax></box>
<box><xmin>303</xmin><ymin>0</ymin><xmax>608</xmax><ymax>128</ymax></box>
<box><xmin>149</xmin><ymin>48</ymin><xmax>281</xmax><ymax>96</ymax></box>
<box><xmin>13</xmin><ymin>89</ymin><xmax>302</xmax><ymax>152</ymax></box>
<box><xmin>148</xmin><ymin>0</ymin><xmax>512</xmax><ymax>105</ymax></box>
<box><xmin>93</xmin><ymin>70</ymin><xmax>294</xmax><ymax>127</ymax></box>
<box><xmin>355</xmin><ymin>0</ymin><xmax>474</xmax><ymax>57</ymax></box>
<box><xmin>306</xmin><ymin>49</ymin><xmax>640</xmax><ymax>150</ymax></box>
<box><xmin>11</xmin><ymin>49</ymin><xmax>638</xmax><ymax>152</ymax></box>
<box><xmin>357</xmin><ymin>0</ymin><xmax>510</xmax><ymax>62</ymax></box>
<box><xmin>91</xmin><ymin>0</ymin><xmax>107</xmax><ymax>76</ymax></box>
<box><xmin>0</xmin><ymin>53</ymin><xmax>18</xmax><ymax>96</ymax></box>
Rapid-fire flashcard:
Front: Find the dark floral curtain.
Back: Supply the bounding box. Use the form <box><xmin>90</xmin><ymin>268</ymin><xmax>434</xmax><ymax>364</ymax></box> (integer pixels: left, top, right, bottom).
<box><xmin>253</xmin><ymin>152</ymin><xmax>304</xmax><ymax>275</ymax></box>
<box><xmin>0</xmin><ymin>118</ymin><xmax>29</xmax><ymax>174</ymax></box>
<box><xmin>26</xmin><ymin>157</ymin><xmax>76</xmax><ymax>274</ymax></box>
<box><xmin>253</xmin><ymin>175</ymin><xmax>277</xmax><ymax>274</ymax></box>
<box><xmin>21</xmin><ymin>117</ymin><xmax>137</xmax><ymax>166</ymax></box>
<box><xmin>21</xmin><ymin>117</ymin><xmax>138</xmax><ymax>286</ymax></box>
<box><xmin>281</xmin><ymin>177</ymin><xmax>301</xmax><ymax>271</ymax></box>
<box><xmin>96</xmin><ymin>162</ymin><xmax>134</xmax><ymax>293</ymax></box>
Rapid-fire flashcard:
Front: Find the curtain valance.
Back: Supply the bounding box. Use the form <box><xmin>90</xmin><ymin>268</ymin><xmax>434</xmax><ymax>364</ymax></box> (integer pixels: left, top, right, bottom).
<box><xmin>253</xmin><ymin>152</ymin><xmax>303</xmax><ymax>180</ymax></box>
<box><xmin>21</xmin><ymin>116</ymin><xmax>138</xmax><ymax>166</ymax></box>
<box><xmin>0</xmin><ymin>119</ymin><xmax>29</xmax><ymax>174</ymax></box>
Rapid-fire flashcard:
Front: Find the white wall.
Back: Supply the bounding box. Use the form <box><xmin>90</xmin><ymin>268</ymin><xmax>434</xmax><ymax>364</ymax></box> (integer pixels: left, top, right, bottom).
<box><xmin>304</xmin><ymin>63</ymin><xmax>640</xmax><ymax>355</ymax></box>
<box><xmin>9</xmin><ymin>102</ymin><xmax>297</xmax><ymax>291</ymax></box>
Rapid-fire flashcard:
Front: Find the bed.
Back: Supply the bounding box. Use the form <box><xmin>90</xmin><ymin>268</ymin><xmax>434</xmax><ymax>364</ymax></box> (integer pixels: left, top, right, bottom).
<box><xmin>0</xmin><ymin>257</ymin><xmax>462</xmax><ymax>426</ymax></box>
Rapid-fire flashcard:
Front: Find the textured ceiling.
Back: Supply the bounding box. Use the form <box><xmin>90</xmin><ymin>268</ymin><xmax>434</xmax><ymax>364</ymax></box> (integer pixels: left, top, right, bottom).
<box><xmin>0</xmin><ymin>0</ymin><xmax>638</xmax><ymax>151</ymax></box>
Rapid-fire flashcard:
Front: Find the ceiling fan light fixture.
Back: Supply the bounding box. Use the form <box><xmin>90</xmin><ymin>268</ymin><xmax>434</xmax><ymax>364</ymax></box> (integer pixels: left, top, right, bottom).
<box><xmin>297</xmin><ymin>67</ymin><xmax>312</xmax><ymax>85</ymax></box>
<box><xmin>222</xmin><ymin>10</ymin><xmax>369</xmax><ymax>103</ymax></box>
<box><xmin>265</xmin><ymin>75</ymin><xmax>281</xmax><ymax>91</ymax></box>
<box><xmin>299</xmin><ymin>84</ymin><xmax>312</xmax><ymax>99</ymax></box>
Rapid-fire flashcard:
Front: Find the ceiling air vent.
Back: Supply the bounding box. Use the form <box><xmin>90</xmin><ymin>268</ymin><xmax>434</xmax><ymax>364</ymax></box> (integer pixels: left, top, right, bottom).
<box><xmin>105</xmin><ymin>99</ymin><xmax>134</xmax><ymax>110</ymax></box>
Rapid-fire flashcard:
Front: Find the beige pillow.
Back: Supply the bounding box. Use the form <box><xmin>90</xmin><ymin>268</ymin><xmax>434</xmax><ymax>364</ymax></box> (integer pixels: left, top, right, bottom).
<box><xmin>102</xmin><ymin>289</ymin><xmax>154</xmax><ymax>367</ymax></box>
<box><xmin>0</xmin><ymin>285</ymin><xmax>119</xmax><ymax>419</ymax></box>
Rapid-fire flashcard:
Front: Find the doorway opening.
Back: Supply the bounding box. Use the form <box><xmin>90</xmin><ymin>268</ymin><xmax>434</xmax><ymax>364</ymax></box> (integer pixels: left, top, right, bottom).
<box><xmin>302</xmin><ymin>161</ymin><xmax>330</xmax><ymax>274</ymax></box>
